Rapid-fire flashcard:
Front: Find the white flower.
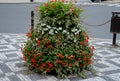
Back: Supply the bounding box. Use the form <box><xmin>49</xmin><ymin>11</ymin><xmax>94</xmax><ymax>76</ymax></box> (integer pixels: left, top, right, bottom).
<box><xmin>67</xmin><ymin>32</ymin><xmax>70</xmax><ymax>35</ymax></box>
<box><xmin>72</xmin><ymin>29</ymin><xmax>75</xmax><ymax>32</ymax></box>
<box><xmin>47</xmin><ymin>25</ymin><xmax>51</xmax><ymax>29</ymax></box>
<box><xmin>68</xmin><ymin>35</ymin><xmax>70</xmax><ymax>38</ymax></box>
<box><xmin>74</xmin><ymin>39</ymin><xmax>77</xmax><ymax>43</ymax></box>
<box><xmin>62</xmin><ymin>30</ymin><xmax>67</xmax><ymax>33</ymax></box>
<box><xmin>41</xmin><ymin>23</ymin><xmax>46</xmax><ymax>26</ymax></box>
<box><xmin>36</xmin><ymin>38</ymin><xmax>38</xmax><ymax>41</ymax></box>
<box><xmin>49</xmin><ymin>29</ymin><xmax>54</xmax><ymax>35</ymax></box>
<box><xmin>43</xmin><ymin>28</ymin><xmax>48</xmax><ymax>31</ymax></box>
<box><xmin>59</xmin><ymin>27</ymin><xmax>62</xmax><ymax>30</ymax></box>
<box><xmin>42</xmin><ymin>30</ymin><xmax>44</xmax><ymax>35</ymax></box>
<box><xmin>64</xmin><ymin>43</ymin><xmax>67</xmax><ymax>45</ymax></box>
<box><xmin>55</xmin><ymin>31</ymin><xmax>58</xmax><ymax>34</ymax></box>
<box><xmin>53</xmin><ymin>27</ymin><xmax>56</xmax><ymax>29</ymax></box>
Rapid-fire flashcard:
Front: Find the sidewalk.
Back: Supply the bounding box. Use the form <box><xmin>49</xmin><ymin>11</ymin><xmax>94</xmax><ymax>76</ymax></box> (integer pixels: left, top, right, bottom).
<box><xmin>0</xmin><ymin>0</ymin><xmax>119</xmax><ymax>3</ymax></box>
<box><xmin>0</xmin><ymin>33</ymin><xmax>120</xmax><ymax>81</ymax></box>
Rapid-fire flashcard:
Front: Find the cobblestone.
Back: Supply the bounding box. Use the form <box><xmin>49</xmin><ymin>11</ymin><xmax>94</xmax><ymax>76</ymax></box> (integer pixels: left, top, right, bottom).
<box><xmin>0</xmin><ymin>33</ymin><xmax>120</xmax><ymax>81</ymax></box>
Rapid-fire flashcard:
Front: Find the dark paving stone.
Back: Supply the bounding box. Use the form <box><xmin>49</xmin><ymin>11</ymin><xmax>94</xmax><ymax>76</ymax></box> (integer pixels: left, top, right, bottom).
<box><xmin>0</xmin><ymin>73</ymin><xmax>5</xmax><ymax>78</ymax></box>
<box><xmin>6</xmin><ymin>53</ymin><xmax>18</xmax><ymax>58</ymax></box>
<box><xmin>106</xmin><ymin>56</ymin><xmax>120</xmax><ymax>59</ymax></box>
<box><xmin>99</xmin><ymin>51</ymin><xmax>110</xmax><ymax>55</ymax></box>
<box><xmin>94</xmin><ymin>63</ymin><xmax>109</xmax><ymax>68</ymax></box>
<box><xmin>0</xmin><ymin>46</ymin><xmax>8</xmax><ymax>49</ymax></box>
<box><xmin>0</xmin><ymin>63</ymin><xmax>12</xmax><ymax>73</ymax></box>
<box><xmin>28</xmin><ymin>73</ymin><xmax>45</xmax><ymax>81</ymax></box>
<box><xmin>8</xmin><ymin>75</ymin><xmax>21</xmax><ymax>81</ymax></box>
<box><xmin>102</xmin><ymin>69</ymin><xmax>120</xmax><ymax>75</ymax></box>
<box><xmin>106</xmin><ymin>60</ymin><xmax>120</xmax><ymax>67</ymax></box>
<box><xmin>101</xmin><ymin>76</ymin><xmax>115</xmax><ymax>81</ymax></box>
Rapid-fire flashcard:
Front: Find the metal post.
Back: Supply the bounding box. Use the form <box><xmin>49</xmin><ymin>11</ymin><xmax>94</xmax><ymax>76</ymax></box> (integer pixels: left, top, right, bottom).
<box><xmin>99</xmin><ymin>0</ymin><xmax>101</xmax><ymax>4</ymax></box>
<box><xmin>31</xmin><ymin>10</ymin><xmax>34</xmax><ymax>29</ymax></box>
<box><xmin>112</xmin><ymin>33</ymin><xmax>117</xmax><ymax>45</ymax></box>
<box><xmin>30</xmin><ymin>0</ymin><xmax>33</xmax><ymax>2</ymax></box>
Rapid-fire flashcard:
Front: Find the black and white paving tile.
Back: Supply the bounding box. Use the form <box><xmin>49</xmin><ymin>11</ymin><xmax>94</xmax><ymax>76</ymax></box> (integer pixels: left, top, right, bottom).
<box><xmin>0</xmin><ymin>33</ymin><xmax>120</xmax><ymax>81</ymax></box>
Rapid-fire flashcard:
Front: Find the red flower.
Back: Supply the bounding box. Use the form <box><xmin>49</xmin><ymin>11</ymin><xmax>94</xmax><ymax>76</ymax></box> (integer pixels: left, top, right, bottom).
<box><xmin>47</xmin><ymin>62</ymin><xmax>53</xmax><ymax>67</ymax></box>
<box><xmin>34</xmin><ymin>54</ymin><xmax>37</xmax><ymax>58</ymax></box>
<box><xmin>44</xmin><ymin>3</ymin><xmax>48</xmax><ymax>7</ymax></box>
<box><xmin>50</xmin><ymin>0</ymin><xmax>56</xmax><ymax>2</ymax></box>
<box><xmin>28</xmin><ymin>52</ymin><xmax>31</xmax><ymax>55</ymax></box>
<box><xmin>31</xmin><ymin>58</ymin><xmax>36</xmax><ymax>63</ymax></box>
<box><xmin>68</xmin><ymin>64</ymin><xmax>72</xmax><ymax>67</ymax></box>
<box><xmin>91</xmin><ymin>46</ymin><xmax>95</xmax><ymax>50</ymax></box>
<box><xmin>39</xmin><ymin>66</ymin><xmax>44</xmax><ymax>70</ymax></box>
<box><xmin>71</xmin><ymin>55</ymin><xmax>75</xmax><ymax>58</ymax></box>
<box><xmin>74</xmin><ymin>0</ymin><xmax>78</xmax><ymax>3</ymax></box>
<box><xmin>81</xmin><ymin>51</ymin><xmax>84</xmax><ymax>56</ymax></box>
<box><xmin>23</xmin><ymin>55</ymin><xmax>26</xmax><ymax>61</ymax></box>
<box><xmin>46</xmin><ymin>68</ymin><xmax>50</xmax><ymax>72</ymax></box>
<box><xmin>88</xmin><ymin>60</ymin><xmax>91</xmax><ymax>65</ymax></box>
<box><xmin>67</xmin><ymin>55</ymin><xmax>75</xmax><ymax>59</ymax></box>
<box><xmin>26</xmin><ymin>32</ymin><xmax>32</xmax><ymax>38</ymax></box>
<box><xmin>80</xmin><ymin>64</ymin><xmax>84</xmax><ymax>67</ymax></box>
<box><xmin>69</xmin><ymin>6</ymin><xmax>76</xmax><ymax>14</ymax></box>
<box><xmin>65</xmin><ymin>0</ymin><xmax>68</xmax><ymax>3</ymax></box>
<box><xmin>47</xmin><ymin>45</ymin><xmax>53</xmax><ymax>48</ymax></box>
<box><xmin>39</xmin><ymin>64</ymin><xmax>46</xmax><ymax>70</ymax></box>
<box><xmin>57</xmin><ymin>54</ymin><xmax>64</xmax><ymax>58</ymax></box>
<box><xmin>62</xmin><ymin>62</ymin><xmax>66</xmax><ymax>66</ymax></box>
<box><xmin>77</xmin><ymin>58</ymin><xmax>81</xmax><ymax>61</ymax></box>
<box><xmin>61</xmin><ymin>0</ymin><xmax>65</xmax><ymax>2</ymax></box>
<box><xmin>84</xmin><ymin>58</ymin><xmax>87</xmax><ymax>61</ymax></box>
<box><xmin>38</xmin><ymin>52</ymin><xmax>42</xmax><ymax>57</ymax></box>
<box><xmin>37</xmin><ymin>40</ymin><xmax>41</xmax><ymax>46</ymax></box>
<box><xmin>79</xmin><ymin>42</ymin><xmax>84</xmax><ymax>45</ymax></box>
<box><xmin>55</xmin><ymin>60</ymin><xmax>63</xmax><ymax>64</ymax></box>
<box><xmin>86</xmin><ymin>35</ymin><xmax>89</xmax><ymax>43</ymax></box>
<box><xmin>35</xmin><ymin>6</ymin><xmax>39</xmax><ymax>11</ymax></box>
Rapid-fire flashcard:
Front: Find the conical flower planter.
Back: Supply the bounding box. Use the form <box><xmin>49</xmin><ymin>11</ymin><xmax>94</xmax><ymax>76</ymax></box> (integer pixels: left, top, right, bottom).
<box><xmin>22</xmin><ymin>0</ymin><xmax>95</xmax><ymax>78</ymax></box>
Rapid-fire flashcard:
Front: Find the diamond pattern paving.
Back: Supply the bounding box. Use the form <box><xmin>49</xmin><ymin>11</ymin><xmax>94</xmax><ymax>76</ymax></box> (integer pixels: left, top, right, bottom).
<box><xmin>0</xmin><ymin>33</ymin><xmax>120</xmax><ymax>81</ymax></box>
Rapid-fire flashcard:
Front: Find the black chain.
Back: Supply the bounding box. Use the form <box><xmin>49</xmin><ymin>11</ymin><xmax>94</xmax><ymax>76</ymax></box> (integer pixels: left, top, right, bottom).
<box><xmin>81</xmin><ymin>19</ymin><xmax>111</xmax><ymax>27</ymax></box>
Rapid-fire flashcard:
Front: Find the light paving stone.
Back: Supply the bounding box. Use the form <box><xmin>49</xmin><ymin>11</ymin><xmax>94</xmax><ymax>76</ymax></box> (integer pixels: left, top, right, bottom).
<box><xmin>0</xmin><ymin>45</ymin><xmax>16</xmax><ymax>52</ymax></box>
<box><xmin>78</xmin><ymin>77</ymin><xmax>106</xmax><ymax>81</ymax></box>
<box><xmin>17</xmin><ymin>74</ymin><xmax>33</xmax><ymax>81</ymax></box>
<box><xmin>8</xmin><ymin>75</ymin><xmax>21</xmax><ymax>81</ymax></box>
<box><xmin>0</xmin><ymin>63</ymin><xmax>12</xmax><ymax>73</ymax></box>
<box><xmin>94</xmin><ymin>60</ymin><xmax>120</xmax><ymax>72</ymax></box>
<box><xmin>5</xmin><ymin>72</ymin><xmax>15</xmax><ymax>76</ymax></box>
<box><xmin>107</xmin><ymin>73</ymin><xmax>120</xmax><ymax>81</ymax></box>
<box><xmin>5</xmin><ymin>61</ymin><xmax>25</xmax><ymax>72</ymax></box>
<box><xmin>0</xmin><ymin>33</ymin><xmax>120</xmax><ymax>81</ymax></box>
<box><xmin>36</xmin><ymin>76</ymin><xmax>58</xmax><ymax>81</ymax></box>
<box><xmin>95</xmin><ymin>49</ymin><xmax>120</xmax><ymax>58</ymax></box>
<box><xmin>0</xmin><ymin>39</ymin><xmax>8</xmax><ymax>44</ymax></box>
<box><xmin>106</xmin><ymin>58</ymin><xmax>120</xmax><ymax>67</ymax></box>
<box><xmin>0</xmin><ymin>77</ymin><xmax>11</xmax><ymax>81</ymax></box>
<box><xmin>0</xmin><ymin>51</ymin><xmax>22</xmax><ymax>61</ymax></box>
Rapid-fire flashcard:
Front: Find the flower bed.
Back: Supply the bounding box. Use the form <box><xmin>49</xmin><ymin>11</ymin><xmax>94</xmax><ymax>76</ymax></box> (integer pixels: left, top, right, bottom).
<box><xmin>22</xmin><ymin>0</ymin><xmax>95</xmax><ymax>78</ymax></box>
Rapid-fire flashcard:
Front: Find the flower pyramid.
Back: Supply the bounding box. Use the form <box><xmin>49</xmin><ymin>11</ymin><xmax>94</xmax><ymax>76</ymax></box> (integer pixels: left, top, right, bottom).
<box><xmin>22</xmin><ymin>0</ymin><xmax>95</xmax><ymax>78</ymax></box>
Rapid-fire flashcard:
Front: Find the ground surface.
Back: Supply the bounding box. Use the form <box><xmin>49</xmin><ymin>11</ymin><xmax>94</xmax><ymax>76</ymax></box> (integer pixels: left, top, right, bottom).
<box><xmin>0</xmin><ymin>33</ymin><xmax>120</xmax><ymax>81</ymax></box>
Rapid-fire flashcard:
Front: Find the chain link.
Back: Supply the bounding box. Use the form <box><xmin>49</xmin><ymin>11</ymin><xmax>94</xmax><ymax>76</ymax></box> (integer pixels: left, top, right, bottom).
<box><xmin>81</xmin><ymin>19</ymin><xmax>111</xmax><ymax>27</ymax></box>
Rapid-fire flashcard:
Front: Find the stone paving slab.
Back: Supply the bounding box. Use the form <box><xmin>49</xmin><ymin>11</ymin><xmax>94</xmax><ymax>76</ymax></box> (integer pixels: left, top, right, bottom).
<box><xmin>0</xmin><ymin>33</ymin><xmax>120</xmax><ymax>81</ymax></box>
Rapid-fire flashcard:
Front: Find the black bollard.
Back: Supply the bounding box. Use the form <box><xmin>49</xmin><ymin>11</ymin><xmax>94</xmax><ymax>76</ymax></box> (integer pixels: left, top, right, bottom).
<box><xmin>31</xmin><ymin>10</ymin><xmax>34</xmax><ymax>29</ymax></box>
<box><xmin>30</xmin><ymin>0</ymin><xmax>33</xmax><ymax>2</ymax></box>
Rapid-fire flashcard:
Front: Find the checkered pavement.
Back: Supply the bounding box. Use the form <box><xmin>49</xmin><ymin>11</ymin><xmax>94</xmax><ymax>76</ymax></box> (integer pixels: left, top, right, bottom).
<box><xmin>0</xmin><ymin>33</ymin><xmax>120</xmax><ymax>81</ymax></box>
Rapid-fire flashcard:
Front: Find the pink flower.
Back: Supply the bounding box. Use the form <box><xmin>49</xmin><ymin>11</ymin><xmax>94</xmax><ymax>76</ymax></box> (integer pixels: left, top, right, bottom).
<box><xmin>44</xmin><ymin>3</ymin><xmax>48</xmax><ymax>7</ymax></box>
<box><xmin>61</xmin><ymin>0</ymin><xmax>65</xmax><ymax>2</ymax></box>
<box><xmin>35</xmin><ymin>6</ymin><xmax>39</xmax><ymax>11</ymax></box>
<box><xmin>69</xmin><ymin>6</ymin><xmax>76</xmax><ymax>14</ymax></box>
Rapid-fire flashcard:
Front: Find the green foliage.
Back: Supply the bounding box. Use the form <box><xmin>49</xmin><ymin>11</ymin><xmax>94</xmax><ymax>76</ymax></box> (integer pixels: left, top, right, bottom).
<box><xmin>21</xmin><ymin>0</ymin><xmax>95</xmax><ymax>78</ymax></box>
